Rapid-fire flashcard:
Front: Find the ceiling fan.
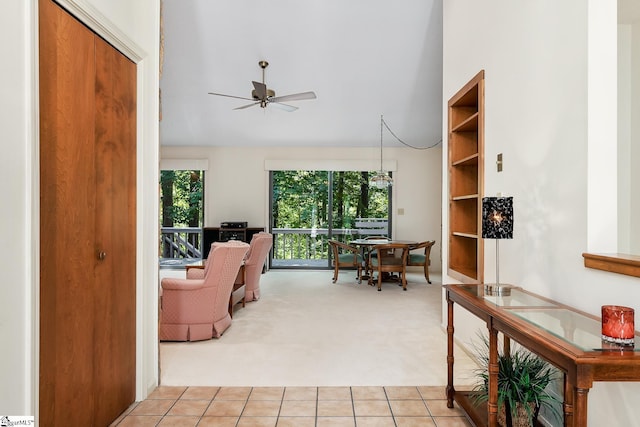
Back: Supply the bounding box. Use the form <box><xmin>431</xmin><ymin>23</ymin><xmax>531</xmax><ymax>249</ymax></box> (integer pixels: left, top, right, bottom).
<box><xmin>208</xmin><ymin>60</ymin><xmax>316</xmax><ymax>112</ymax></box>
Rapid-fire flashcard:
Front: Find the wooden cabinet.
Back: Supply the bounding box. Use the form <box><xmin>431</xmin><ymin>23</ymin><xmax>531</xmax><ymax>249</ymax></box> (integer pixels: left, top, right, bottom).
<box><xmin>203</xmin><ymin>227</ymin><xmax>265</xmax><ymax>258</ymax></box>
<box><xmin>447</xmin><ymin>70</ymin><xmax>485</xmax><ymax>283</ymax></box>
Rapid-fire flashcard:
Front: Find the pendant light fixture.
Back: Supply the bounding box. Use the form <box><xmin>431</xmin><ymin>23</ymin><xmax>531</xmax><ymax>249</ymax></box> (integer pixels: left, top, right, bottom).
<box><xmin>370</xmin><ymin>114</ymin><xmax>393</xmax><ymax>189</ymax></box>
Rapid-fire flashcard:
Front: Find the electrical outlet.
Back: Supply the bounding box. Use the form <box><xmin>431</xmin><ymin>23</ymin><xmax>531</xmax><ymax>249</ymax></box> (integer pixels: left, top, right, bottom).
<box><xmin>397</xmin><ymin>208</ymin><xmax>405</xmax><ymax>215</ymax></box>
<box><xmin>497</xmin><ymin>153</ymin><xmax>503</xmax><ymax>172</ymax></box>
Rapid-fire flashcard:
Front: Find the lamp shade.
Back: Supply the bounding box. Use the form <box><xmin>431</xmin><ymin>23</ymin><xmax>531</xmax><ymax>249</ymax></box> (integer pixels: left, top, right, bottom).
<box><xmin>370</xmin><ymin>171</ymin><xmax>393</xmax><ymax>188</ymax></box>
<box><xmin>482</xmin><ymin>197</ymin><xmax>513</xmax><ymax>239</ymax></box>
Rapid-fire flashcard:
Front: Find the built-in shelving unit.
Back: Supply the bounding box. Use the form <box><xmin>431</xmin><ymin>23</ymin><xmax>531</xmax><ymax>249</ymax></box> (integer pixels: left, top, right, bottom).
<box><xmin>448</xmin><ymin>70</ymin><xmax>485</xmax><ymax>283</ymax></box>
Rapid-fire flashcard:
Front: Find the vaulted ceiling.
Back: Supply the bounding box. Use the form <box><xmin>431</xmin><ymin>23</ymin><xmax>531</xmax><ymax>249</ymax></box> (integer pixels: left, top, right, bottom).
<box><xmin>160</xmin><ymin>1</ymin><xmax>637</xmax><ymax>149</ymax></box>
<box><xmin>159</xmin><ymin>0</ymin><xmax>443</xmax><ymax>148</ymax></box>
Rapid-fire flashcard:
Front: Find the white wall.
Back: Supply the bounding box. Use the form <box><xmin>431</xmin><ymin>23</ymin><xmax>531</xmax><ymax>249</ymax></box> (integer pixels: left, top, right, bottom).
<box><xmin>633</xmin><ymin>21</ymin><xmax>640</xmax><ymax>255</ymax></box>
<box><xmin>619</xmin><ymin>19</ymin><xmax>640</xmax><ymax>254</ymax></box>
<box><xmin>161</xmin><ymin>145</ymin><xmax>443</xmax><ymax>271</ymax></box>
<box><xmin>0</xmin><ymin>0</ymin><xmax>160</xmax><ymax>416</ymax></box>
<box><xmin>619</xmin><ymin>24</ymin><xmax>632</xmax><ymax>252</ymax></box>
<box><xmin>443</xmin><ymin>1</ymin><xmax>640</xmax><ymax>425</ymax></box>
<box><xmin>0</xmin><ymin>0</ymin><xmax>35</xmax><ymax>416</ymax></box>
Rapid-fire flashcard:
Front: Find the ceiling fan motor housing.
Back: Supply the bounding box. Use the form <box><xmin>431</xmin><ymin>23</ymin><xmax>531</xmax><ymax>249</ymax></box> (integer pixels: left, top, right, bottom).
<box><xmin>252</xmin><ymin>88</ymin><xmax>275</xmax><ymax>100</ymax></box>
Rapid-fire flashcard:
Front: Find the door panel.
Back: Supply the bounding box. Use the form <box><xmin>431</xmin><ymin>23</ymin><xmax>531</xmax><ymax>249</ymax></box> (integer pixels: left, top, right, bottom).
<box><xmin>93</xmin><ymin>36</ymin><xmax>137</xmax><ymax>425</ymax></box>
<box><xmin>39</xmin><ymin>0</ymin><xmax>97</xmax><ymax>424</ymax></box>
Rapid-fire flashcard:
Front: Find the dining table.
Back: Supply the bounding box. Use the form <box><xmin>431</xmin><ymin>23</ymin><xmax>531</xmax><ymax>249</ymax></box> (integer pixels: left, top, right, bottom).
<box><xmin>349</xmin><ymin>238</ymin><xmax>418</xmax><ymax>282</ymax></box>
<box><xmin>349</xmin><ymin>238</ymin><xmax>418</xmax><ymax>246</ymax></box>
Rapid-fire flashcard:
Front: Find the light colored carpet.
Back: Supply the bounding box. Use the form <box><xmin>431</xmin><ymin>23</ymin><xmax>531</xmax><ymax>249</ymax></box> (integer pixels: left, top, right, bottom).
<box><xmin>160</xmin><ymin>269</ymin><xmax>478</xmax><ymax>387</ymax></box>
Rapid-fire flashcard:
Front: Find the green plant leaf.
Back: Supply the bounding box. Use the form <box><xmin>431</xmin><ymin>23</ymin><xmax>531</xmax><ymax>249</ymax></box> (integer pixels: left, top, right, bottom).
<box><xmin>469</xmin><ymin>332</ymin><xmax>562</xmax><ymax>424</ymax></box>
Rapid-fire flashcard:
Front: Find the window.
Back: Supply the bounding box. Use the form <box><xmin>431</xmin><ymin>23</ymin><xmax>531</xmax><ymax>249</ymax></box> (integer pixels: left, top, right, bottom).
<box><xmin>159</xmin><ymin>169</ymin><xmax>205</xmax><ymax>265</ymax></box>
<box><xmin>270</xmin><ymin>170</ymin><xmax>391</xmax><ymax>268</ymax></box>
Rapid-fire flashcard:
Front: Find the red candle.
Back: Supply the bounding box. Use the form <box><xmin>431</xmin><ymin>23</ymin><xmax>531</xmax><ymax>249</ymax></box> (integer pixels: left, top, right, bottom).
<box><xmin>601</xmin><ymin>305</ymin><xmax>635</xmax><ymax>346</ymax></box>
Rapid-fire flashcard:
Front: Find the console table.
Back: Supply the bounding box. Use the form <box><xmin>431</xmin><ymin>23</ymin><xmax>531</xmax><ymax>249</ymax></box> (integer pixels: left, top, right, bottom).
<box><xmin>445</xmin><ymin>284</ymin><xmax>640</xmax><ymax>427</ymax></box>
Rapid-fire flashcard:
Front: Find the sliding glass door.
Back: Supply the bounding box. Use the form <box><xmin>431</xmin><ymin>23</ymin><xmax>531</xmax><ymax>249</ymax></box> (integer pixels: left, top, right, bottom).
<box><xmin>270</xmin><ymin>170</ymin><xmax>391</xmax><ymax>268</ymax></box>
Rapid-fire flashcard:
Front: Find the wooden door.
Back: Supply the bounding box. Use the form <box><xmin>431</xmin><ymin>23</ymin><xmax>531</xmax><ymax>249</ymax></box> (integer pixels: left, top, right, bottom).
<box><xmin>39</xmin><ymin>0</ymin><xmax>136</xmax><ymax>425</ymax></box>
<box><xmin>39</xmin><ymin>0</ymin><xmax>98</xmax><ymax>423</ymax></box>
<box><xmin>92</xmin><ymin>34</ymin><xmax>137</xmax><ymax>425</ymax></box>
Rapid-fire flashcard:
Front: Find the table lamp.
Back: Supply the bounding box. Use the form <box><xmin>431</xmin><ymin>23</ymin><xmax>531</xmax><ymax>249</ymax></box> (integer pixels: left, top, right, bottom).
<box><xmin>482</xmin><ymin>196</ymin><xmax>513</xmax><ymax>295</ymax></box>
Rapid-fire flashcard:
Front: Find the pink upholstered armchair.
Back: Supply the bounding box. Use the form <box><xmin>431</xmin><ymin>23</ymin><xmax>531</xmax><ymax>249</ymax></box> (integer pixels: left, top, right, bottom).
<box><xmin>239</xmin><ymin>232</ymin><xmax>273</xmax><ymax>301</ymax></box>
<box><xmin>185</xmin><ymin>244</ymin><xmax>245</xmax><ymax>317</ymax></box>
<box><xmin>160</xmin><ymin>241</ymin><xmax>249</xmax><ymax>341</ymax></box>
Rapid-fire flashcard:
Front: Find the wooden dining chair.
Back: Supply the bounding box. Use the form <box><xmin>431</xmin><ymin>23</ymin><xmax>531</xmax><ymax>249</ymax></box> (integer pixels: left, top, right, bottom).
<box><xmin>361</xmin><ymin>235</ymin><xmax>389</xmax><ymax>273</ymax></box>
<box><xmin>407</xmin><ymin>240</ymin><xmax>435</xmax><ymax>284</ymax></box>
<box><xmin>368</xmin><ymin>243</ymin><xmax>409</xmax><ymax>291</ymax></box>
<box><xmin>328</xmin><ymin>240</ymin><xmax>363</xmax><ymax>283</ymax></box>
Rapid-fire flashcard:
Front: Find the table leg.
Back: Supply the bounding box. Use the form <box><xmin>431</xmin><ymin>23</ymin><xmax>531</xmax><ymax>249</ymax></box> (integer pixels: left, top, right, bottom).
<box><xmin>488</xmin><ymin>325</ymin><xmax>499</xmax><ymax>426</ymax></box>
<box><xmin>503</xmin><ymin>335</ymin><xmax>511</xmax><ymax>358</ymax></box>
<box><xmin>563</xmin><ymin>374</ymin><xmax>574</xmax><ymax>427</ymax></box>
<box><xmin>573</xmin><ymin>387</ymin><xmax>589</xmax><ymax>427</ymax></box>
<box><xmin>446</xmin><ymin>295</ymin><xmax>455</xmax><ymax>408</ymax></box>
<box><xmin>360</xmin><ymin>246</ymin><xmax>372</xmax><ymax>282</ymax></box>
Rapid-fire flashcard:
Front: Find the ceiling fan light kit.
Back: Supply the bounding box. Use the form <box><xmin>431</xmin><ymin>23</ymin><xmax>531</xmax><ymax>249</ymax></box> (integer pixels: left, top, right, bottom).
<box><xmin>208</xmin><ymin>60</ymin><xmax>316</xmax><ymax>112</ymax></box>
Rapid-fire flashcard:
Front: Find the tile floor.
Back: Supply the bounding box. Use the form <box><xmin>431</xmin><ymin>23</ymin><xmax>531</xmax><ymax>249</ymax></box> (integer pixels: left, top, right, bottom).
<box><xmin>111</xmin><ymin>385</ymin><xmax>472</xmax><ymax>427</ymax></box>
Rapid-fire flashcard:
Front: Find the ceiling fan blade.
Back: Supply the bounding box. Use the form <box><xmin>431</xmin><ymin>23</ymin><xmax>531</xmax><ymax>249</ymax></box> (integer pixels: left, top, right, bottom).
<box><xmin>270</xmin><ymin>91</ymin><xmax>317</xmax><ymax>103</ymax></box>
<box><xmin>208</xmin><ymin>92</ymin><xmax>254</xmax><ymax>101</ymax></box>
<box><xmin>233</xmin><ymin>101</ymin><xmax>260</xmax><ymax>110</ymax></box>
<box><xmin>269</xmin><ymin>102</ymin><xmax>298</xmax><ymax>112</ymax></box>
<box><xmin>252</xmin><ymin>81</ymin><xmax>267</xmax><ymax>100</ymax></box>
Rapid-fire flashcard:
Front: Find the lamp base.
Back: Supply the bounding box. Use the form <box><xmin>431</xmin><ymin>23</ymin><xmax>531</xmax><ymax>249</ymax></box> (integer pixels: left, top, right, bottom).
<box><xmin>483</xmin><ymin>284</ymin><xmax>513</xmax><ymax>296</ymax></box>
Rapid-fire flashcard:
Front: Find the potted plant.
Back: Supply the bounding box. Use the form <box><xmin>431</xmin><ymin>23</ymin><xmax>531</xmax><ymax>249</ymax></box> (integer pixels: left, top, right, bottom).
<box><xmin>471</xmin><ymin>334</ymin><xmax>561</xmax><ymax>427</ymax></box>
